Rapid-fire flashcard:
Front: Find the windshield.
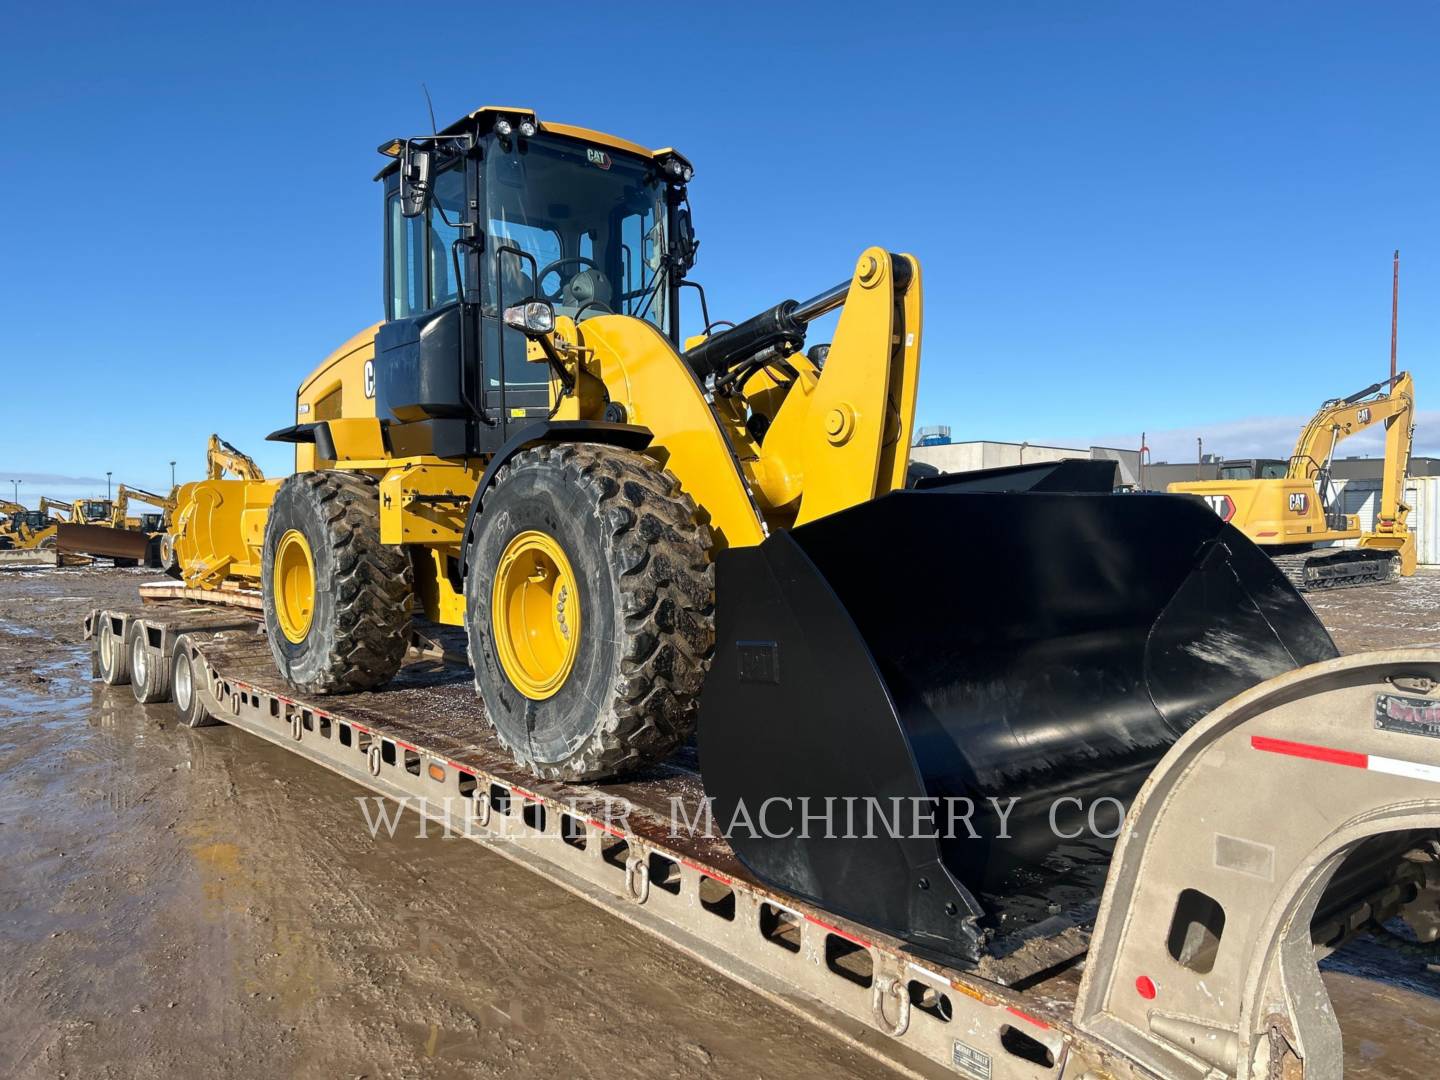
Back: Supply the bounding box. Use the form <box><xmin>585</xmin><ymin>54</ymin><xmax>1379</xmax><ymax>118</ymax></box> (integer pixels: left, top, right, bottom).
<box><xmin>1220</xmin><ymin>461</ymin><xmax>1287</xmax><ymax>481</ymax></box>
<box><xmin>83</xmin><ymin>501</ymin><xmax>109</xmax><ymax>519</ymax></box>
<box><xmin>486</xmin><ymin>135</ymin><xmax>669</xmax><ymax>331</ymax></box>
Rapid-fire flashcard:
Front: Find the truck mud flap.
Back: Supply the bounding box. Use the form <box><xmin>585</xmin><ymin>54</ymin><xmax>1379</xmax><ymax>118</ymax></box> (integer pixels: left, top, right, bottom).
<box><xmin>698</xmin><ymin>490</ymin><xmax>1339</xmax><ymax>962</ymax></box>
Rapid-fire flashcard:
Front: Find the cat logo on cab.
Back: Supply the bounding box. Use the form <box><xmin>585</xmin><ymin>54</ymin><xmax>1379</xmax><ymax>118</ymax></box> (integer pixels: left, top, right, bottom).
<box><xmin>1288</xmin><ymin>491</ymin><xmax>1309</xmax><ymax>513</ymax></box>
<box><xmin>586</xmin><ymin>148</ymin><xmax>611</xmax><ymax>170</ymax></box>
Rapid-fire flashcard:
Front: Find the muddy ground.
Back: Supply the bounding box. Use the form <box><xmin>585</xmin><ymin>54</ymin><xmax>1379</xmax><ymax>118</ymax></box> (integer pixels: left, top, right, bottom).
<box><xmin>1</xmin><ymin>566</ymin><xmax>1438</xmax><ymax>1078</ymax></box>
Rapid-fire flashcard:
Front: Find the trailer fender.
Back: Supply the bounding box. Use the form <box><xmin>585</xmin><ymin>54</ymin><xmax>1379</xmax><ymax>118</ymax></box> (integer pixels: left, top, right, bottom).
<box><xmin>458</xmin><ymin>420</ymin><xmax>653</xmax><ymax>577</ymax></box>
<box><xmin>1075</xmin><ymin>647</ymin><xmax>1440</xmax><ymax>1080</ymax></box>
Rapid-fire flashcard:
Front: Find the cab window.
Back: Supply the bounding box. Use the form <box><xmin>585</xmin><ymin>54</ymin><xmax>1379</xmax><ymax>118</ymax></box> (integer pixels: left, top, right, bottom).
<box><xmin>388</xmin><ymin>162</ymin><xmax>468</xmax><ymax>318</ymax></box>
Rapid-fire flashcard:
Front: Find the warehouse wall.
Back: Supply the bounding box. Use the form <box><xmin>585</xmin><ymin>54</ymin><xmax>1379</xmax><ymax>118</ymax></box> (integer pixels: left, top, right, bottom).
<box><xmin>1331</xmin><ymin>477</ymin><xmax>1438</xmax><ymax>566</ymax></box>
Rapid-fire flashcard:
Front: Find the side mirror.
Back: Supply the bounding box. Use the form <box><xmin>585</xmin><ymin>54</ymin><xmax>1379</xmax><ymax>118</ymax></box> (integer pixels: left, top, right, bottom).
<box><xmin>503</xmin><ymin>298</ymin><xmax>556</xmax><ymax>338</ymax></box>
<box><xmin>400</xmin><ymin>142</ymin><xmax>433</xmax><ymax>218</ymax></box>
<box><xmin>674</xmin><ymin>208</ymin><xmax>698</xmax><ymax>273</ymax></box>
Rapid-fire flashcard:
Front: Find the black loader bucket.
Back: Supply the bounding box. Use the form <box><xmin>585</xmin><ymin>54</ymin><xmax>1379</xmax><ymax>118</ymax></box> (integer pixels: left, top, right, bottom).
<box><xmin>698</xmin><ymin>488</ymin><xmax>1338</xmax><ymax>963</ymax></box>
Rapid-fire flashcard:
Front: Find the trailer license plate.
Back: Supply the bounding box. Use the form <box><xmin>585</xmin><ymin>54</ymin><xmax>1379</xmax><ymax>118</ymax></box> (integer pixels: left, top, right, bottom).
<box><xmin>951</xmin><ymin>1039</ymin><xmax>992</xmax><ymax>1080</ymax></box>
<box><xmin>1375</xmin><ymin>693</ymin><xmax>1440</xmax><ymax>739</ymax></box>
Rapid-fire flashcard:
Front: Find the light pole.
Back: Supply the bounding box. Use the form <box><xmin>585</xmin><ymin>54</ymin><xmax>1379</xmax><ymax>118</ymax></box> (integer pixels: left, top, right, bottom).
<box><xmin>10</xmin><ymin>479</ymin><xmax>20</xmax><ymax>505</ymax></box>
<box><xmin>106</xmin><ymin>471</ymin><xmax>112</xmax><ymax>502</ymax></box>
<box><xmin>170</xmin><ymin>460</ymin><xmax>176</xmax><ymax>488</ymax></box>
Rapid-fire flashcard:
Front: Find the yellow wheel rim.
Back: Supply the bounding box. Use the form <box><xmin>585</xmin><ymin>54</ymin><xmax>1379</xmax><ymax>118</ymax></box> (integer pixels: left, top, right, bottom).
<box><xmin>491</xmin><ymin>530</ymin><xmax>581</xmax><ymax>700</ymax></box>
<box><xmin>274</xmin><ymin>529</ymin><xmax>316</xmax><ymax>644</ymax></box>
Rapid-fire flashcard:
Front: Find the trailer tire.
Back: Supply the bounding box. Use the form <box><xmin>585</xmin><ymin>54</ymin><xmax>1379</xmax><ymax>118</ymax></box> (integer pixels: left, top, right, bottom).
<box><xmin>262</xmin><ymin>471</ymin><xmax>413</xmax><ymax>694</ymax></box>
<box><xmin>96</xmin><ymin>617</ymin><xmax>130</xmax><ymax>686</ymax></box>
<box><xmin>129</xmin><ymin>625</ymin><xmax>170</xmax><ymax>704</ymax></box>
<box><xmin>171</xmin><ymin>637</ymin><xmax>219</xmax><ymax>727</ymax></box>
<box><xmin>466</xmin><ymin>443</ymin><xmax>714</xmax><ymax>782</ymax></box>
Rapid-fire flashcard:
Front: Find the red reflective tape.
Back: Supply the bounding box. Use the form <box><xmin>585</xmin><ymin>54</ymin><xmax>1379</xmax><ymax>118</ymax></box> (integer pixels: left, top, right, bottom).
<box><xmin>511</xmin><ymin>787</ymin><xmax>539</xmax><ymax>802</ymax></box>
<box><xmin>804</xmin><ymin>914</ymin><xmax>870</xmax><ymax>948</ymax></box>
<box><xmin>680</xmin><ymin>859</ymin><xmax>732</xmax><ymax>886</ymax></box>
<box><xmin>589</xmin><ymin>818</ymin><xmax>625</xmax><ymax>838</ymax></box>
<box><xmin>1256</xmin><ymin>530</ymin><xmax>1278</xmax><ymax>537</ymax></box>
<box><xmin>1006</xmin><ymin>1006</ymin><xmax>1051</xmax><ymax>1030</ymax></box>
<box><xmin>1250</xmin><ymin>735</ymin><xmax>1368</xmax><ymax>770</ymax></box>
<box><xmin>351</xmin><ymin>723</ymin><xmax>370</xmax><ymax>734</ymax></box>
<box><xmin>395</xmin><ymin>740</ymin><xmax>417</xmax><ymax>752</ymax></box>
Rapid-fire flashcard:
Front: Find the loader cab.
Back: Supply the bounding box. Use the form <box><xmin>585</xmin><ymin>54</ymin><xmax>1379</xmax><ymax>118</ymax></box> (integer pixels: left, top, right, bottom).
<box><xmin>80</xmin><ymin>500</ymin><xmax>111</xmax><ymax>523</ymax></box>
<box><xmin>12</xmin><ymin>510</ymin><xmax>47</xmax><ymax>533</ymax></box>
<box><xmin>373</xmin><ymin>110</ymin><xmax>694</xmax><ymax>459</ymax></box>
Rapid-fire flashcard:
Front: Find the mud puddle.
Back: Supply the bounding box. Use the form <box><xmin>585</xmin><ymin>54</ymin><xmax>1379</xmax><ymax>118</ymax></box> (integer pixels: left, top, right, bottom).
<box><xmin>2</xmin><ymin>566</ymin><xmax>1440</xmax><ymax>1077</ymax></box>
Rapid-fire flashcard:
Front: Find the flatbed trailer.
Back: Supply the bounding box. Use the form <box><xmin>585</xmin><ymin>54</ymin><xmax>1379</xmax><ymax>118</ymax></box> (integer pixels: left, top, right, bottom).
<box><xmin>85</xmin><ymin>584</ymin><xmax>1440</xmax><ymax>1080</ymax></box>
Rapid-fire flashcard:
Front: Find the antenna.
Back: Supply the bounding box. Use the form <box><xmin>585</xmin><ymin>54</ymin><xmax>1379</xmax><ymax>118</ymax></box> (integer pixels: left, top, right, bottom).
<box><xmin>1390</xmin><ymin>249</ymin><xmax>1400</xmax><ymax>384</ymax></box>
<box><xmin>422</xmin><ymin>83</ymin><xmax>439</xmax><ymax>137</ymax></box>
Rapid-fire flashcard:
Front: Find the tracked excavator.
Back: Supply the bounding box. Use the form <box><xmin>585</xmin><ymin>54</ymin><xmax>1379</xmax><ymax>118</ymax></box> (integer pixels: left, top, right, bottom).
<box><xmin>171</xmin><ymin>107</ymin><xmax>1430</xmax><ymax>967</ymax></box>
<box><xmin>1170</xmin><ymin>372</ymin><xmax>1416</xmax><ymax>589</ymax></box>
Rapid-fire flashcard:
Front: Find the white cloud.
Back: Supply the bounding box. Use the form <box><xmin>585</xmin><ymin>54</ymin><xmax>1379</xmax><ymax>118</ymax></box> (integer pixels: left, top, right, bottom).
<box><xmin>1055</xmin><ymin>410</ymin><xmax>1439</xmax><ymax>465</ymax></box>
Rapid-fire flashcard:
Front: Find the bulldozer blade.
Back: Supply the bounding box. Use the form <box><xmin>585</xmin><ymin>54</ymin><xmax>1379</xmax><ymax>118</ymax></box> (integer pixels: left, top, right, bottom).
<box><xmin>698</xmin><ymin>490</ymin><xmax>1338</xmax><ymax>963</ymax></box>
<box><xmin>56</xmin><ymin>523</ymin><xmax>154</xmax><ymax>564</ymax></box>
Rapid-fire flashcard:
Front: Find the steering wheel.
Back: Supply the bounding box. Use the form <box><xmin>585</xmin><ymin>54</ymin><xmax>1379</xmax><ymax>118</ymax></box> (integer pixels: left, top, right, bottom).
<box><xmin>535</xmin><ymin>256</ymin><xmax>603</xmax><ymax>301</ymax></box>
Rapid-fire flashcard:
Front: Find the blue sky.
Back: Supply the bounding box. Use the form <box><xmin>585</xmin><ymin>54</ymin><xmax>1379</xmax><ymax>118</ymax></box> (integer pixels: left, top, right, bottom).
<box><xmin>2</xmin><ymin>1</ymin><xmax>1436</xmax><ymax>502</ymax></box>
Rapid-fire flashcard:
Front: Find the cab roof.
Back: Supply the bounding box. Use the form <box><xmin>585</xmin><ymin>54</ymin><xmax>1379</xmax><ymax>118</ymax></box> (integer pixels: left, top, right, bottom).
<box><xmin>376</xmin><ymin>105</ymin><xmax>687</xmax><ymax>178</ymax></box>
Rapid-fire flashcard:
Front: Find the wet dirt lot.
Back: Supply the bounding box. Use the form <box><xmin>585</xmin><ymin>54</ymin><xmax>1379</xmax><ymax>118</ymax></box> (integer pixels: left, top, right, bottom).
<box><xmin>1</xmin><ymin>566</ymin><xmax>1438</xmax><ymax>1078</ymax></box>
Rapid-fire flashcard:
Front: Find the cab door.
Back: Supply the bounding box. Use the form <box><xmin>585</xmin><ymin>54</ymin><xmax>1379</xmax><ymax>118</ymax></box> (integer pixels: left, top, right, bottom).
<box><xmin>375</xmin><ymin>155</ymin><xmax>487</xmax><ymax>457</ymax></box>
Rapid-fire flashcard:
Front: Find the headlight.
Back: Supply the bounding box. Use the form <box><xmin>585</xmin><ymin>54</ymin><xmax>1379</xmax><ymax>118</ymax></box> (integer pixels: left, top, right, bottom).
<box><xmin>518</xmin><ymin>119</ymin><xmax>537</xmax><ymax>138</ymax></box>
<box><xmin>494</xmin><ymin>118</ymin><xmax>513</xmax><ymax>137</ymax></box>
<box><xmin>503</xmin><ymin>301</ymin><xmax>556</xmax><ymax>335</ymax></box>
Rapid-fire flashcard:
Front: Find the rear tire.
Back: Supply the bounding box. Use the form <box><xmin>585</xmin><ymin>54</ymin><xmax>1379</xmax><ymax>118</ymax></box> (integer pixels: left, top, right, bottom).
<box><xmin>261</xmin><ymin>471</ymin><xmax>413</xmax><ymax>693</ymax></box>
<box><xmin>466</xmin><ymin>444</ymin><xmax>715</xmax><ymax>781</ymax></box>
<box><xmin>97</xmin><ymin>617</ymin><xmax>130</xmax><ymax>686</ymax></box>
<box><xmin>171</xmin><ymin>637</ymin><xmax>219</xmax><ymax>727</ymax></box>
<box><xmin>130</xmin><ymin>625</ymin><xmax>171</xmax><ymax>704</ymax></box>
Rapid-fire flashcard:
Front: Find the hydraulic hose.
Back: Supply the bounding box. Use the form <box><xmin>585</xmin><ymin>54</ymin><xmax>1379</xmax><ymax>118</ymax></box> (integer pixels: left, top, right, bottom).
<box><xmin>683</xmin><ymin>254</ymin><xmax>912</xmax><ymax>382</ymax></box>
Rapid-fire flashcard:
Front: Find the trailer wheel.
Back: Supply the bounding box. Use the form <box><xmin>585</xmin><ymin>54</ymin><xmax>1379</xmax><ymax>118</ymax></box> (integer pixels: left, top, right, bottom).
<box><xmin>171</xmin><ymin>638</ymin><xmax>219</xmax><ymax>727</ymax></box>
<box><xmin>262</xmin><ymin>470</ymin><xmax>413</xmax><ymax>693</ymax></box>
<box><xmin>466</xmin><ymin>444</ymin><xmax>715</xmax><ymax>781</ymax></box>
<box><xmin>97</xmin><ymin>617</ymin><xmax>130</xmax><ymax>686</ymax></box>
<box><xmin>129</xmin><ymin>625</ymin><xmax>170</xmax><ymax>704</ymax></box>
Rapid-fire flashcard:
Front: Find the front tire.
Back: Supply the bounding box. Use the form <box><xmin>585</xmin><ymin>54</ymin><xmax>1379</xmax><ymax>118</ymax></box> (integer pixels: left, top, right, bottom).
<box><xmin>466</xmin><ymin>444</ymin><xmax>715</xmax><ymax>781</ymax></box>
<box><xmin>261</xmin><ymin>471</ymin><xmax>413</xmax><ymax>693</ymax></box>
<box><xmin>159</xmin><ymin>533</ymin><xmax>181</xmax><ymax>577</ymax></box>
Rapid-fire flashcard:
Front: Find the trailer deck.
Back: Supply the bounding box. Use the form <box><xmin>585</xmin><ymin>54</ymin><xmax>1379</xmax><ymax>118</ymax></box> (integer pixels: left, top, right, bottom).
<box><xmin>82</xmin><ymin>582</ymin><xmax>1440</xmax><ymax>1079</ymax></box>
<box><xmin>87</xmin><ymin>587</ymin><xmax>1102</xmax><ymax>1079</ymax></box>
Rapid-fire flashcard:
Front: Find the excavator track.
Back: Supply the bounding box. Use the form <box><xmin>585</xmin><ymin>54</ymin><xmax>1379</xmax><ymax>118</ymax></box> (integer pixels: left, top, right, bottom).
<box><xmin>1272</xmin><ymin>549</ymin><xmax>1399</xmax><ymax>591</ymax></box>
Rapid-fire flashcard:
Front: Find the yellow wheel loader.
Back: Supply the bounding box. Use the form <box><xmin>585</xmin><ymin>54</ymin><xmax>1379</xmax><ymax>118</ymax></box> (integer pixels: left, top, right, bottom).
<box><xmin>1170</xmin><ymin>371</ymin><xmax>1416</xmax><ymax>589</ymax></box>
<box><xmin>180</xmin><ymin>107</ymin><xmax>1344</xmax><ymax>961</ymax></box>
<box><xmin>0</xmin><ymin>502</ymin><xmax>58</xmax><ymax>551</ymax></box>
